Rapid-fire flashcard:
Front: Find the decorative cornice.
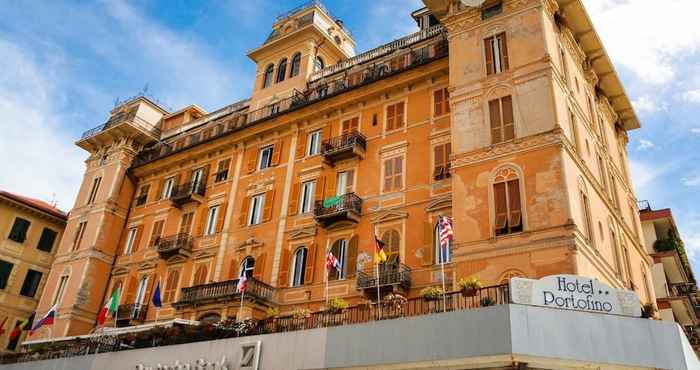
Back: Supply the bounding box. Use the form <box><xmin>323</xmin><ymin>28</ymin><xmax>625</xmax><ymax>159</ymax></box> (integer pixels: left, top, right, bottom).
<box><xmin>452</xmin><ymin>129</ymin><xmax>564</xmax><ymax>169</ymax></box>
<box><xmin>287</xmin><ymin>227</ymin><xmax>317</xmax><ymax>241</ymax></box>
<box><xmin>371</xmin><ymin>210</ymin><xmax>409</xmax><ymax>224</ymax></box>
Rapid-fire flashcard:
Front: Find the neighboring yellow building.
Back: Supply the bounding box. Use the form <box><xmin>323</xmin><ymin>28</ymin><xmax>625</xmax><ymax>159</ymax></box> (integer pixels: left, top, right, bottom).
<box><xmin>0</xmin><ymin>191</ymin><xmax>66</xmax><ymax>351</ymax></box>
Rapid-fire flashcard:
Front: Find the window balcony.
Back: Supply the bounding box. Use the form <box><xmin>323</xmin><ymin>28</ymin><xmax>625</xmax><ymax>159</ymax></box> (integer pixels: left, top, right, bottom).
<box><xmin>357</xmin><ymin>263</ymin><xmax>411</xmax><ymax>296</ymax></box>
<box><xmin>115</xmin><ymin>303</ymin><xmax>148</xmax><ymax>326</ymax></box>
<box><xmin>173</xmin><ymin>277</ymin><xmax>275</xmax><ymax>309</ymax></box>
<box><xmin>169</xmin><ymin>181</ymin><xmax>206</xmax><ymax>208</ymax></box>
<box><xmin>321</xmin><ymin>131</ymin><xmax>366</xmax><ymax>165</ymax></box>
<box><xmin>314</xmin><ymin>193</ymin><xmax>362</xmax><ymax>227</ymax></box>
<box><xmin>155</xmin><ymin>234</ymin><xmax>193</xmax><ymax>259</ymax></box>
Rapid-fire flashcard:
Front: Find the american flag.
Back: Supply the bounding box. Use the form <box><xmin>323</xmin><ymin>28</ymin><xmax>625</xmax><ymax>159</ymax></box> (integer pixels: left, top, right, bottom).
<box><xmin>438</xmin><ymin>216</ymin><xmax>454</xmax><ymax>250</ymax></box>
<box><xmin>326</xmin><ymin>251</ymin><xmax>341</xmax><ymax>272</ymax></box>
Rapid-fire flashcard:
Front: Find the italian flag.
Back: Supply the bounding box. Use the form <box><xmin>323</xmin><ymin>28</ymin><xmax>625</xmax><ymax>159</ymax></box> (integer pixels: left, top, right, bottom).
<box><xmin>97</xmin><ymin>287</ymin><xmax>120</xmax><ymax>326</ymax></box>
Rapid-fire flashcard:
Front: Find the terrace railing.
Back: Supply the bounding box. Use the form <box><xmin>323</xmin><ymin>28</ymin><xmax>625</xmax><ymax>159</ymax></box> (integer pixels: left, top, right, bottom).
<box><xmin>174</xmin><ymin>277</ymin><xmax>275</xmax><ymax>307</ymax></box>
<box><xmin>80</xmin><ymin>110</ymin><xmax>160</xmax><ymax>141</ymax></box>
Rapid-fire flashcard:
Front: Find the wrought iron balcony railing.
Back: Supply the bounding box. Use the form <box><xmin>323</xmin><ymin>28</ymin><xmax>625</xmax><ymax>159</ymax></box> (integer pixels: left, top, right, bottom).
<box><xmin>155</xmin><ymin>233</ymin><xmax>193</xmax><ymax>258</ymax></box>
<box><xmin>357</xmin><ymin>263</ymin><xmax>412</xmax><ymax>291</ymax></box>
<box><xmin>174</xmin><ymin>277</ymin><xmax>275</xmax><ymax>308</ymax></box>
<box><xmin>116</xmin><ymin>303</ymin><xmax>148</xmax><ymax>323</ymax></box>
<box><xmin>314</xmin><ymin>193</ymin><xmax>362</xmax><ymax>227</ymax></box>
<box><xmin>169</xmin><ymin>181</ymin><xmax>206</xmax><ymax>207</ymax></box>
<box><xmin>80</xmin><ymin>110</ymin><xmax>161</xmax><ymax>141</ymax></box>
<box><xmin>321</xmin><ymin>131</ymin><xmax>366</xmax><ymax>163</ymax></box>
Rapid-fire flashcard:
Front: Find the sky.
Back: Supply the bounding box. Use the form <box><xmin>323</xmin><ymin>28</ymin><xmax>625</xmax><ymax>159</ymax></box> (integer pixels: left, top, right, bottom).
<box><xmin>0</xmin><ymin>0</ymin><xmax>699</xmax><ymax>268</ymax></box>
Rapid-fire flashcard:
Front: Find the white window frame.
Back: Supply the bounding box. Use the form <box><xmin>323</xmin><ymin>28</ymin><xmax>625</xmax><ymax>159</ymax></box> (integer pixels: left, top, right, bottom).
<box><xmin>240</xmin><ymin>257</ymin><xmax>255</xmax><ymax>278</ymax></box>
<box><xmin>52</xmin><ymin>275</ymin><xmax>69</xmax><ymax>305</ymax></box>
<box><xmin>124</xmin><ymin>227</ymin><xmax>138</xmax><ymax>255</ymax></box>
<box><xmin>205</xmin><ymin>206</ymin><xmax>220</xmax><ymax>236</ymax></box>
<box><xmin>300</xmin><ymin>181</ymin><xmax>316</xmax><ymax>214</ymax></box>
<box><xmin>333</xmin><ymin>239</ymin><xmax>348</xmax><ymax>280</ymax></box>
<box><xmin>248</xmin><ymin>194</ymin><xmax>265</xmax><ymax>226</ymax></box>
<box><xmin>191</xmin><ymin>168</ymin><xmax>205</xmax><ymax>187</ymax></box>
<box><xmin>134</xmin><ymin>276</ymin><xmax>149</xmax><ymax>305</ymax></box>
<box><xmin>307</xmin><ymin>130</ymin><xmax>322</xmax><ymax>156</ymax></box>
<box><xmin>163</xmin><ymin>177</ymin><xmax>176</xmax><ymax>199</ymax></box>
<box><xmin>291</xmin><ymin>247</ymin><xmax>308</xmax><ymax>287</ymax></box>
<box><xmin>258</xmin><ymin>145</ymin><xmax>274</xmax><ymax>170</ymax></box>
<box><xmin>336</xmin><ymin>171</ymin><xmax>354</xmax><ymax>196</ymax></box>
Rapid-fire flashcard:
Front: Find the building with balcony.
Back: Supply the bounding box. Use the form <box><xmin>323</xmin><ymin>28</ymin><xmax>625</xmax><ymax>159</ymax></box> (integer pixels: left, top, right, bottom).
<box><xmin>26</xmin><ymin>1</ymin><xmax>663</xmax><ymax>361</ymax></box>
<box><xmin>639</xmin><ymin>201</ymin><xmax>700</xmax><ymax>352</ymax></box>
<box><xmin>0</xmin><ymin>191</ymin><xmax>67</xmax><ymax>351</ymax></box>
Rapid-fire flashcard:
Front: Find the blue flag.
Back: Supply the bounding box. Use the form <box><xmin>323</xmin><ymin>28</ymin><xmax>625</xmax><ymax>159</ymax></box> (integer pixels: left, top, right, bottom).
<box><xmin>152</xmin><ymin>281</ymin><xmax>162</xmax><ymax>308</ymax></box>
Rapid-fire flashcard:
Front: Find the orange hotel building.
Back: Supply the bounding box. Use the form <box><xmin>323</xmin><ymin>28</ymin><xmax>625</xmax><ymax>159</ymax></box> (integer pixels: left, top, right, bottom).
<box><xmin>30</xmin><ymin>0</ymin><xmax>654</xmax><ymax>339</ymax></box>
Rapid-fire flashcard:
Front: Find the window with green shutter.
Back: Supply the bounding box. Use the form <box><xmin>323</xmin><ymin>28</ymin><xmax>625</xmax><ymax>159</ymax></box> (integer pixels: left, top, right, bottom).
<box><xmin>8</xmin><ymin>218</ymin><xmax>30</xmax><ymax>243</ymax></box>
<box><xmin>36</xmin><ymin>228</ymin><xmax>57</xmax><ymax>252</ymax></box>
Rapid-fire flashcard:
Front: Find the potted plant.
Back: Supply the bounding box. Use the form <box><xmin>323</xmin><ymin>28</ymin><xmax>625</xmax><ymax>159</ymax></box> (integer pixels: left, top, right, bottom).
<box><xmin>327</xmin><ymin>297</ymin><xmax>349</xmax><ymax>314</ymax></box>
<box><xmin>458</xmin><ymin>276</ymin><xmax>482</xmax><ymax>297</ymax></box>
<box><xmin>420</xmin><ymin>286</ymin><xmax>444</xmax><ymax>301</ymax></box>
<box><xmin>290</xmin><ymin>307</ymin><xmax>311</xmax><ymax>330</ymax></box>
<box><xmin>266</xmin><ymin>307</ymin><xmax>280</xmax><ymax>319</ymax></box>
<box><xmin>480</xmin><ymin>296</ymin><xmax>496</xmax><ymax>307</ymax></box>
<box><xmin>642</xmin><ymin>302</ymin><xmax>657</xmax><ymax>319</ymax></box>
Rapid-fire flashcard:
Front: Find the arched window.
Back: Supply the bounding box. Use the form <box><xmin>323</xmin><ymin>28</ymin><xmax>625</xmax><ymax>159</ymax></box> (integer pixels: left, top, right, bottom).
<box><xmin>381</xmin><ymin>229</ymin><xmax>400</xmax><ymax>269</ymax></box>
<box><xmin>240</xmin><ymin>256</ymin><xmax>256</xmax><ymax>279</ymax></box>
<box><xmin>291</xmin><ymin>247</ymin><xmax>308</xmax><ymax>287</ymax></box>
<box><xmin>434</xmin><ymin>220</ymin><xmax>452</xmax><ymax>264</ymax></box>
<box><xmin>276</xmin><ymin>58</ymin><xmax>288</xmax><ymax>83</ymax></box>
<box><xmin>328</xmin><ymin>239</ymin><xmax>348</xmax><ymax>281</ymax></box>
<box><xmin>193</xmin><ymin>264</ymin><xmax>208</xmax><ymax>286</ymax></box>
<box><xmin>314</xmin><ymin>56</ymin><xmax>325</xmax><ymax>72</ymax></box>
<box><xmin>493</xmin><ymin>167</ymin><xmax>523</xmax><ymax>236</ymax></box>
<box><xmin>163</xmin><ymin>269</ymin><xmax>180</xmax><ymax>303</ymax></box>
<box><xmin>262</xmin><ymin>64</ymin><xmax>274</xmax><ymax>88</ymax></box>
<box><xmin>289</xmin><ymin>52</ymin><xmax>302</xmax><ymax>78</ymax></box>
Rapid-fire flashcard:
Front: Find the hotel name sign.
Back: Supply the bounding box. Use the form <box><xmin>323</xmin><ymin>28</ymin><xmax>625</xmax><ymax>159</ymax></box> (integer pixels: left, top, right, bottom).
<box><xmin>510</xmin><ymin>275</ymin><xmax>641</xmax><ymax>317</ymax></box>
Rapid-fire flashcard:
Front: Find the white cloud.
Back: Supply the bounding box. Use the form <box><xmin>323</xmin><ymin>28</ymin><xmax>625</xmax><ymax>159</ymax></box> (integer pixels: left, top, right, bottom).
<box><xmin>0</xmin><ymin>39</ymin><xmax>84</xmax><ymax>210</ymax></box>
<box><xmin>682</xmin><ymin>175</ymin><xmax>700</xmax><ymax>187</ymax></box>
<box><xmin>632</xmin><ymin>96</ymin><xmax>660</xmax><ymax>114</ymax></box>
<box><xmin>692</xmin><ymin>128</ymin><xmax>700</xmax><ymax>134</ymax></box>
<box><xmin>683</xmin><ymin>89</ymin><xmax>700</xmax><ymax>104</ymax></box>
<box><xmin>636</xmin><ymin>139</ymin><xmax>655</xmax><ymax>151</ymax></box>
<box><xmin>583</xmin><ymin>0</ymin><xmax>700</xmax><ymax>84</ymax></box>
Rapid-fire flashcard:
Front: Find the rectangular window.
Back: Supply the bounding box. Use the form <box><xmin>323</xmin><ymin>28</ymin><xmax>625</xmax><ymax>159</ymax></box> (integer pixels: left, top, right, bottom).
<box><xmin>248</xmin><ymin>194</ymin><xmax>266</xmax><ymax>226</ymax></box>
<box><xmin>36</xmin><ymin>228</ymin><xmax>58</xmax><ymax>252</ymax></box>
<box><xmin>163</xmin><ymin>268</ymin><xmax>180</xmax><ymax>303</ymax></box>
<box><xmin>19</xmin><ymin>269</ymin><xmax>42</xmax><ymax>298</ymax></box>
<box><xmin>205</xmin><ymin>206</ymin><xmax>220</xmax><ymax>236</ymax></box>
<box><xmin>611</xmin><ymin>229</ymin><xmax>622</xmax><ymax>276</ymax></box>
<box><xmin>124</xmin><ymin>227</ymin><xmax>138</xmax><ymax>255</ymax></box>
<box><xmin>179</xmin><ymin>212</ymin><xmax>194</xmax><ymax>235</ymax></box>
<box><xmin>489</xmin><ymin>95</ymin><xmax>515</xmax><ymax>144</ymax></box>
<box><xmin>8</xmin><ymin>217</ymin><xmax>30</xmax><ymax>243</ymax></box>
<box><xmin>610</xmin><ymin>174</ymin><xmax>620</xmax><ymax>208</ymax></box>
<box><xmin>336</xmin><ymin>170</ymin><xmax>355</xmax><ymax>196</ymax></box>
<box><xmin>6</xmin><ymin>321</ymin><xmax>22</xmax><ymax>350</ymax></box>
<box><xmin>494</xmin><ymin>179</ymin><xmax>523</xmax><ymax>236</ymax></box>
<box><xmin>341</xmin><ymin>117</ymin><xmax>359</xmax><ymax>135</ymax></box>
<box><xmin>433</xmin><ymin>143</ymin><xmax>452</xmax><ymax>180</ymax></box>
<box><xmin>598</xmin><ymin>117</ymin><xmax>608</xmax><ymax>147</ymax></box>
<box><xmin>300</xmin><ymin>181</ymin><xmax>316</xmax><ymax>214</ymax></box>
<box><xmin>569</xmin><ymin>109</ymin><xmax>580</xmax><ymax>153</ymax></box>
<box><xmin>258</xmin><ymin>145</ymin><xmax>274</xmax><ymax>170</ymax></box>
<box><xmin>52</xmin><ymin>275</ymin><xmax>69</xmax><ymax>305</ymax></box>
<box><xmin>0</xmin><ymin>260</ymin><xmax>14</xmax><ymax>289</ymax></box>
<box><xmin>481</xmin><ymin>1</ymin><xmax>503</xmax><ymax>19</ymax></box>
<box><xmin>386</xmin><ymin>102</ymin><xmax>405</xmax><ymax>131</ymax></box>
<box><xmin>559</xmin><ymin>45</ymin><xmax>569</xmax><ymax>86</ymax></box>
<box><xmin>149</xmin><ymin>220</ymin><xmax>165</xmax><ymax>247</ymax></box>
<box><xmin>215</xmin><ymin>158</ymin><xmax>230</xmax><ymax>182</ymax></box>
<box><xmin>383</xmin><ymin>157</ymin><xmax>404</xmax><ymax>192</ymax></box>
<box><xmin>597</xmin><ymin>154</ymin><xmax>608</xmax><ymax>193</ymax></box>
<box><xmin>433</xmin><ymin>88</ymin><xmax>450</xmax><ymax>117</ymax></box>
<box><xmin>484</xmin><ymin>32</ymin><xmax>509</xmax><ymax>75</ymax></box>
<box><xmin>581</xmin><ymin>192</ymin><xmax>594</xmax><ymax>245</ymax></box>
<box><xmin>307</xmin><ymin>131</ymin><xmax>322</xmax><ymax>156</ymax></box>
<box><xmin>72</xmin><ymin>221</ymin><xmax>87</xmax><ymax>251</ymax></box>
<box><xmin>135</xmin><ymin>184</ymin><xmax>150</xmax><ymax>206</ymax></box>
<box><xmin>87</xmin><ymin>177</ymin><xmax>102</xmax><ymax>205</ymax></box>
<box><xmin>162</xmin><ymin>177</ymin><xmax>176</xmax><ymax>199</ymax></box>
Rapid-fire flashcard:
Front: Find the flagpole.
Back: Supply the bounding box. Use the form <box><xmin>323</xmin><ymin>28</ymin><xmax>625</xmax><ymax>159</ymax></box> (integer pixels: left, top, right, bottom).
<box><xmin>238</xmin><ymin>290</ymin><xmax>245</xmax><ymax>321</ymax></box>
<box><xmin>325</xmin><ymin>268</ymin><xmax>329</xmax><ymax>306</ymax></box>
<box><xmin>439</xmin><ymin>216</ymin><xmax>447</xmax><ymax>313</ymax></box>
<box><xmin>375</xmin><ymin>262</ymin><xmax>382</xmax><ymax>320</ymax></box>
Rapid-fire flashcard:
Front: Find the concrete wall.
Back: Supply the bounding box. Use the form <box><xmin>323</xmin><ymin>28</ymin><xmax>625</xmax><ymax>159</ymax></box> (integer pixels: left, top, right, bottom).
<box><xmin>3</xmin><ymin>305</ymin><xmax>698</xmax><ymax>370</ymax></box>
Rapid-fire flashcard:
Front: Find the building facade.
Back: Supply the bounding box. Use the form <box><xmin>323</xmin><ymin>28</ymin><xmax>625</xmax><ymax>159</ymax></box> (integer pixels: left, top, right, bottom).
<box><xmin>0</xmin><ymin>191</ymin><xmax>67</xmax><ymax>350</ymax></box>
<box><xmin>32</xmin><ymin>0</ymin><xmax>654</xmax><ymax>341</ymax></box>
<box><xmin>639</xmin><ymin>201</ymin><xmax>700</xmax><ymax>351</ymax></box>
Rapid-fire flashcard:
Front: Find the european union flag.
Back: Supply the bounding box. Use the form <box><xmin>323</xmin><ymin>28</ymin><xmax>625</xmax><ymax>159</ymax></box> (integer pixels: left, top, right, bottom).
<box><xmin>152</xmin><ymin>281</ymin><xmax>162</xmax><ymax>308</ymax></box>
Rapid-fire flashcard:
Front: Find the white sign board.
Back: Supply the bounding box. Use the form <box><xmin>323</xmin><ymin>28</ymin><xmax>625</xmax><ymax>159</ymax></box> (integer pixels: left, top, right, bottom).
<box><xmin>510</xmin><ymin>275</ymin><xmax>641</xmax><ymax>317</ymax></box>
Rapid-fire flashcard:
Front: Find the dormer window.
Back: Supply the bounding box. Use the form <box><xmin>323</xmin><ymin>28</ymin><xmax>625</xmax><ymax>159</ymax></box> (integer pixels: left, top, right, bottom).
<box><xmin>276</xmin><ymin>58</ymin><xmax>288</xmax><ymax>83</ymax></box>
<box><xmin>314</xmin><ymin>56</ymin><xmax>325</xmax><ymax>72</ymax></box>
<box><xmin>263</xmin><ymin>64</ymin><xmax>274</xmax><ymax>88</ymax></box>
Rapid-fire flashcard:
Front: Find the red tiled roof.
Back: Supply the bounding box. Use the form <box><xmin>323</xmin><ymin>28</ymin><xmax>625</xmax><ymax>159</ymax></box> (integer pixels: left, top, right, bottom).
<box><xmin>0</xmin><ymin>190</ymin><xmax>68</xmax><ymax>220</ymax></box>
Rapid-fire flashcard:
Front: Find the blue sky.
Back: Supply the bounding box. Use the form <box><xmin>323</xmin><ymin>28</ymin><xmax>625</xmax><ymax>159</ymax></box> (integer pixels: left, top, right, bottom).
<box><xmin>1</xmin><ymin>0</ymin><xmax>699</xmax><ymax>269</ymax></box>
